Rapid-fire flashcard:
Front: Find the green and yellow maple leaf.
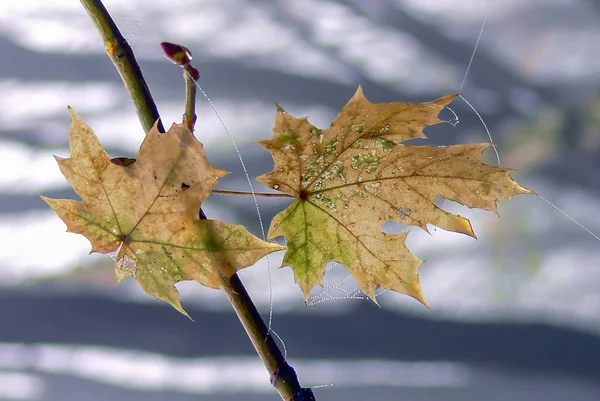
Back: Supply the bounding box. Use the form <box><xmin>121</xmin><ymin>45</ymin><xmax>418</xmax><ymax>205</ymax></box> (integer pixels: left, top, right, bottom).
<box><xmin>257</xmin><ymin>86</ymin><xmax>532</xmax><ymax>305</ymax></box>
<box><xmin>43</xmin><ymin>108</ymin><xmax>283</xmax><ymax>317</ymax></box>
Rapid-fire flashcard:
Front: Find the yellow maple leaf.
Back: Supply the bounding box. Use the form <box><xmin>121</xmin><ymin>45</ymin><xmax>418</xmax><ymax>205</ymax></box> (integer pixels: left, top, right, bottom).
<box><xmin>43</xmin><ymin>108</ymin><xmax>283</xmax><ymax>317</ymax></box>
<box><xmin>257</xmin><ymin>86</ymin><xmax>532</xmax><ymax>305</ymax></box>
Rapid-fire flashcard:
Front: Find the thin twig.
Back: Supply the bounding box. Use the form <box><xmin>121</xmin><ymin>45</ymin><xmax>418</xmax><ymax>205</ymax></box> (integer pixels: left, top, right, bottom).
<box><xmin>80</xmin><ymin>0</ymin><xmax>164</xmax><ymax>133</ymax></box>
<box><xmin>183</xmin><ymin>65</ymin><xmax>198</xmax><ymax>131</ymax></box>
<box><xmin>223</xmin><ymin>274</ymin><xmax>311</xmax><ymax>401</ymax></box>
<box><xmin>159</xmin><ymin>41</ymin><xmax>197</xmax><ymax>132</ymax></box>
<box><xmin>212</xmin><ymin>189</ymin><xmax>294</xmax><ymax>198</ymax></box>
<box><xmin>80</xmin><ymin>3</ymin><xmax>311</xmax><ymax>400</ymax></box>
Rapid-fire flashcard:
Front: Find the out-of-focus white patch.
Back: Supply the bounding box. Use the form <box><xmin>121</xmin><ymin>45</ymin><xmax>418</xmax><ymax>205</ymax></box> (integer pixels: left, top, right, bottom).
<box><xmin>0</xmin><ymin>80</ymin><xmax>120</xmax><ymax>131</ymax></box>
<box><xmin>281</xmin><ymin>0</ymin><xmax>461</xmax><ymax>93</ymax></box>
<box><xmin>396</xmin><ymin>0</ymin><xmax>600</xmax><ymax>84</ymax></box>
<box><xmin>0</xmin><ymin>0</ymin><xmax>112</xmax><ymax>53</ymax></box>
<box><xmin>0</xmin><ymin>141</ymin><xmax>67</xmax><ymax>193</ymax></box>
<box><xmin>0</xmin><ymin>211</ymin><xmax>104</xmax><ymax>283</ymax></box>
<box><xmin>0</xmin><ymin>371</ymin><xmax>44</xmax><ymax>400</ymax></box>
<box><xmin>0</xmin><ymin>343</ymin><xmax>469</xmax><ymax>393</ymax></box>
<box><xmin>160</xmin><ymin>2</ymin><xmax>356</xmax><ymax>83</ymax></box>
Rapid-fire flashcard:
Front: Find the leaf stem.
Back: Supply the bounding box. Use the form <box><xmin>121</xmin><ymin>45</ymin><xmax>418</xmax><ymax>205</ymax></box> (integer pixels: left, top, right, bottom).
<box><xmin>81</xmin><ymin>2</ymin><xmax>312</xmax><ymax>400</ymax></box>
<box><xmin>212</xmin><ymin>189</ymin><xmax>294</xmax><ymax>198</ymax></box>
<box><xmin>79</xmin><ymin>0</ymin><xmax>164</xmax><ymax>134</ymax></box>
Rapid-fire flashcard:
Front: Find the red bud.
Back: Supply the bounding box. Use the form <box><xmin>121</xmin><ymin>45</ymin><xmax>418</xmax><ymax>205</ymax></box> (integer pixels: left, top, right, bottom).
<box><xmin>160</xmin><ymin>42</ymin><xmax>192</xmax><ymax>66</ymax></box>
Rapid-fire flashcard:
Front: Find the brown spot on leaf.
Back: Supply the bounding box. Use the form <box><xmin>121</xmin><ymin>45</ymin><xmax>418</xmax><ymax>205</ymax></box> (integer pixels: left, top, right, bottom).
<box><xmin>110</xmin><ymin>157</ymin><xmax>136</xmax><ymax>166</ymax></box>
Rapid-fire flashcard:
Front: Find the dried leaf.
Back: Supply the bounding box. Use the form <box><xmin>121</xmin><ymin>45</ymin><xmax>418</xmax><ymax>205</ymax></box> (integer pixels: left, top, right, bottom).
<box><xmin>43</xmin><ymin>108</ymin><xmax>283</xmax><ymax>316</ymax></box>
<box><xmin>258</xmin><ymin>86</ymin><xmax>532</xmax><ymax>305</ymax></box>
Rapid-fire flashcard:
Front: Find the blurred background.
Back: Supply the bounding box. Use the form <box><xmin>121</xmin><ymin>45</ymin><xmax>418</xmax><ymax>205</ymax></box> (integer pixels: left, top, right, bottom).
<box><xmin>1</xmin><ymin>0</ymin><xmax>600</xmax><ymax>400</ymax></box>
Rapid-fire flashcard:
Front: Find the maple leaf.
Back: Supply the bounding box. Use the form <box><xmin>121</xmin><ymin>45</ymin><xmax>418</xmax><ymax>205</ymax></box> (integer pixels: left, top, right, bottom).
<box><xmin>42</xmin><ymin>108</ymin><xmax>283</xmax><ymax>317</ymax></box>
<box><xmin>257</xmin><ymin>86</ymin><xmax>532</xmax><ymax>305</ymax></box>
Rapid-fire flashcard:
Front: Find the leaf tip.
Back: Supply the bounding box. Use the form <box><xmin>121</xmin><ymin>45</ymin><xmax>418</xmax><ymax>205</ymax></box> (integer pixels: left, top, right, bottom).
<box><xmin>517</xmin><ymin>183</ymin><xmax>536</xmax><ymax>197</ymax></box>
<box><xmin>274</xmin><ymin>101</ymin><xmax>286</xmax><ymax>114</ymax></box>
<box><xmin>351</xmin><ymin>85</ymin><xmax>368</xmax><ymax>103</ymax></box>
<box><xmin>39</xmin><ymin>195</ymin><xmax>58</xmax><ymax>211</ymax></box>
<box><xmin>271</xmin><ymin>243</ymin><xmax>287</xmax><ymax>253</ymax></box>
<box><xmin>302</xmin><ymin>287</ymin><xmax>312</xmax><ymax>304</ymax></box>
<box><xmin>178</xmin><ymin>306</ymin><xmax>194</xmax><ymax>321</ymax></box>
<box><xmin>67</xmin><ymin>105</ymin><xmax>81</xmax><ymax>121</ymax></box>
<box><xmin>432</xmin><ymin>93</ymin><xmax>459</xmax><ymax>108</ymax></box>
<box><xmin>443</xmin><ymin>213</ymin><xmax>477</xmax><ymax>239</ymax></box>
<box><xmin>167</xmin><ymin>298</ymin><xmax>194</xmax><ymax>320</ymax></box>
<box><xmin>156</xmin><ymin>288</ymin><xmax>194</xmax><ymax>320</ymax></box>
<box><xmin>407</xmin><ymin>281</ymin><xmax>429</xmax><ymax>307</ymax></box>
